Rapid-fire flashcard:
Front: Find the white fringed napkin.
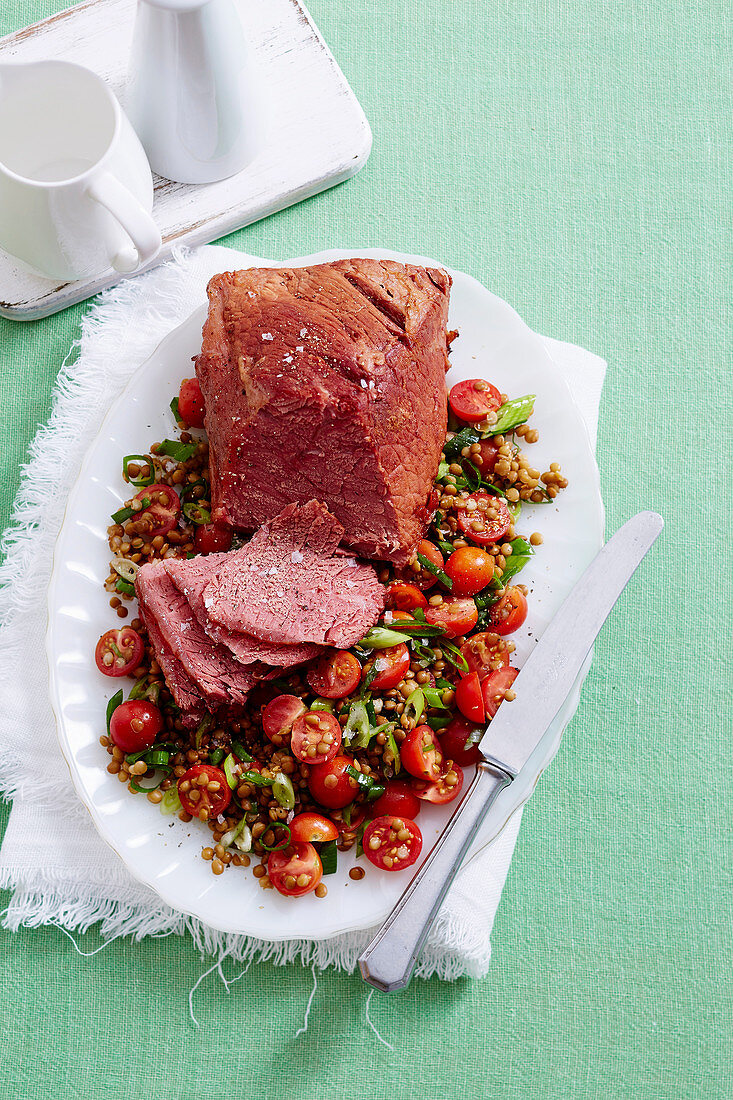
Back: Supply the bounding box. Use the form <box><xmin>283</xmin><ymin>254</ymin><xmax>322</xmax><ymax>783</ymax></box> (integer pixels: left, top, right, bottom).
<box><xmin>0</xmin><ymin>246</ymin><xmax>606</xmax><ymax>978</ymax></box>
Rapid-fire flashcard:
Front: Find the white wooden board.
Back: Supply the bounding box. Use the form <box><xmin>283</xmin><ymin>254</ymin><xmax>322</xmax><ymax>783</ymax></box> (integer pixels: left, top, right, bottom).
<box><xmin>0</xmin><ymin>0</ymin><xmax>372</xmax><ymax>320</ymax></box>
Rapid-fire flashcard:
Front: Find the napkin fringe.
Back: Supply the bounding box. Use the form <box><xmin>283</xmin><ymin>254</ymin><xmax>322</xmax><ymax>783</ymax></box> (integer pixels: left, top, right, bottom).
<box><xmin>0</xmin><ymin>868</ymin><xmax>490</xmax><ymax>980</ymax></box>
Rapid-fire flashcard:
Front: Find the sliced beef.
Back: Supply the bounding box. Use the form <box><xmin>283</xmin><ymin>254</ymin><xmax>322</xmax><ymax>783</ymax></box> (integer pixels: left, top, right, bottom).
<box><xmin>203</xmin><ymin>500</ymin><xmax>384</xmax><ymax>647</ymax></box>
<box><xmin>135</xmin><ymin>562</ymin><xmax>257</xmax><ymax>710</ymax></box>
<box><xmin>164</xmin><ymin>554</ymin><xmax>323</xmax><ymax>670</ymax></box>
<box><xmin>195</xmin><ymin>258</ymin><xmax>450</xmax><ymax>563</ymax></box>
<box><xmin>137</xmin><ymin>607</ymin><xmax>205</xmax><ymax>729</ymax></box>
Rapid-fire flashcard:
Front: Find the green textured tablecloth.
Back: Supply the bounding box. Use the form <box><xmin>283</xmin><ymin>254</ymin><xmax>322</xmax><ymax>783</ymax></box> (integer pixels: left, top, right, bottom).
<box><xmin>1</xmin><ymin>1</ymin><xmax>731</xmax><ymax>1096</ymax></box>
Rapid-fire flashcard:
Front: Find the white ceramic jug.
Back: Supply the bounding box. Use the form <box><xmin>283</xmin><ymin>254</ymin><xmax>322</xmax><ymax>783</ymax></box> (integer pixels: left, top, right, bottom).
<box><xmin>0</xmin><ymin>60</ymin><xmax>161</xmax><ymax>282</ymax></box>
<box><xmin>127</xmin><ymin>0</ymin><xmax>264</xmax><ymax>185</ymax></box>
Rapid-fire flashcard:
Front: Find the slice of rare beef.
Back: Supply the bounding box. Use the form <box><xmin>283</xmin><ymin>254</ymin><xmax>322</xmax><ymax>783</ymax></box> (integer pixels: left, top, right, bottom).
<box><xmin>135</xmin><ymin>562</ymin><xmax>257</xmax><ymax>709</ymax></box>
<box><xmin>137</xmin><ymin>606</ymin><xmax>205</xmax><ymax>729</ymax></box>
<box><xmin>203</xmin><ymin>500</ymin><xmax>384</xmax><ymax>647</ymax></box>
<box><xmin>195</xmin><ymin>258</ymin><xmax>450</xmax><ymax>563</ymax></box>
<box><xmin>164</xmin><ymin>554</ymin><xmax>323</xmax><ymax>669</ymax></box>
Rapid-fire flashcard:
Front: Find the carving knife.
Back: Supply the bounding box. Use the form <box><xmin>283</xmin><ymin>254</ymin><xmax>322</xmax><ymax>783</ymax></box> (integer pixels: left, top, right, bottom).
<box><xmin>358</xmin><ymin>510</ymin><xmax>664</xmax><ymax>992</ymax></box>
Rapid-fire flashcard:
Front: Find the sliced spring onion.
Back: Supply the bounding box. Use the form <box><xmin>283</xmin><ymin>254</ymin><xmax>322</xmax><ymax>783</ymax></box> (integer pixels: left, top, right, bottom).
<box><xmin>436</xmin><ymin>461</ymin><xmax>450</xmax><ymax>479</ymax></box>
<box><xmin>360</xmin><ymin>662</ymin><xmax>380</xmax><ymax>695</ymax></box>
<box><xmin>169</xmin><ymin>395</ymin><xmax>180</xmax><ymax>422</ymax></box>
<box><xmin>183</xmin><ymin>501</ymin><xmax>211</xmax><ymax>526</ymax></box>
<box><xmin>354</xmin><ymin>820</ymin><xmax>368</xmax><ymax>859</ymax></box>
<box><xmin>111</xmin><ymin>557</ymin><xmax>140</xmax><ymax>584</ymax></box>
<box><xmin>272</xmin><ymin>772</ymin><xmax>295</xmax><ymax>809</ymax></box>
<box><xmin>220</xmin><ymin>816</ymin><xmax>251</xmax><ymax>851</ymax></box>
<box><xmin>231</xmin><ymin>740</ymin><xmax>253</xmax><ymax>762</ymax></box>
<box><xmin>462</xmin><ymin>458</ymin><xmax>483</xmax><ymax>492</ymax></box>
<box><xmin>111</xmin><ymin>505</ymin><xmax>133</xmax><ymax>524</ymax></box>
<box><xmin>181</xmin><ymin>479</ymin><xmax>210</xmax><ymax>504</ymax></box>
<box><xmin>342</xmin><ymin>803</ymin><xmax>353</xmax><ymax>827</ymax></box>
<box><xmin>160</xmin><ymin>787</ymin><xmax>182</xmax><ymax>816</ymax></box>
<box><xmin>422</xmin><ymin>685</ymin><xmax>449</xmax><ymax>710</ymax></box>
<box><xmin>122</xmin><ymin>454</ymin><xmax>155</xmax><ymax>488</ymax></box>
<box><xmin>320</xmin><ymin>840</ymin><xmax>338</xmax><ymax>875</ymax></box>
<box><xmin>194</xmin><ymin>713</ymin><xmax>213</xmax><ymax>750</ymax></box>
<box><xmin>209</xmin><ymin>747</ymin><xmax>224</xmax><ymax>766</ymax></box>
<box><xmin>492</xmin><ymin>537</ymin><xmax>534</xmax><ymax>588</ymax></box>
<box><xmin>416</xmin><ymin>552</ymin><xmax>453</xmax><ymax>590</ymax></box>
<box><xmin>240</xmin><ymin>770</ymin><xmax>274</xmax><ymax>787</ymax></box>
<box><xmin>129</xmin><ymin>768</ymin><xmax>171</xmax><ymax>793</ymax></box>
<box><xmin>223</xmin><ymin>753</ymin><xmax>240</xmax><ymax>790</ymax></box>
<box><xmin>358</xmin><ymin>626</ymin><xmax>411</xmax><ymax>649</ymax></box>
<box><xmin>157</xmin><ymin>438</ymin><xmax>198</xmax><ymax>462</ymax></box>
<box><xmin>436</xmin><ymin>538</ymin><xmax>455</xmax><ymax>557</ymax></box>
<box><xmin>382</xmin><ymin>620</ymin><xmax>447</xmax><ymax>638</ymax></box>
<box><xmin>343</xmin><ymin>701</ymin><xmax>371</xmax><ymax>749</ymax></box>
<box><xmin>443</xmin><ymin>427</ymin><xmax>481</xmax><ymax>461</ymax></box>
<box><xmin>310</xmin><ymin>697</ymin><xmax>335</xmax><ymax>713</ymax></box>
<box><xmin>440</xmin><ymin>639</ymin><xmax>470</xmax><ymax>675</ymax></box>
<box><xmin>259</xmin><ymin>823</ymin><xmax>291</xmax><ymax>852</ymax></box>
<box><xmin>105</xmin><ymin>689</ymin><xmax>123</xmax><ymax>734</ymax></box>
<box><xmin>483</xmin><ymin>394</ymin><xmax>535</xmax><ymax>436</ymax></box>
<box><xmin>146</xmin><ymin>749</ymin><xmax>171</xmax><ymax>768</ymax></box>
<box><xmin>385</xmin><ymin>731</ymin><xmax>401</xmax><ymax>774</ymax></box>
<box><xmin>435</xmin><ymin>677</ymin><xmax>454</xmax><ymax>691</ymax></box>
<box><xmin>403</xmin><ymin>686</ymin><xmax>425</xmax><ymax>726</ymax></box>
<box><xmin>345</xmin><ymin>766</ymin><xmax>383</xmax><ymax>799</ymax></box>
<box><xmin>115</xmin><ymin>578</ymin><xmax>135</xmax><ymax>597</ymax></box>
<box><xmin>426</xmin><ymin>714</ymin><xmax>453</xmax><ymax>731</ymax></box>
<box><xmin>129</xmin><ymin>677</ymin><xmax>149</xmax><ymax>700</ymax></box>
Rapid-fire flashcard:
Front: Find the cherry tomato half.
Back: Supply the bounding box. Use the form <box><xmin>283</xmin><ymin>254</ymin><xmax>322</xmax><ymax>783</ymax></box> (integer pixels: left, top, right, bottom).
<box><xmin>363</xmin><ymin>815</ymin><xmax>423</xmax><ymax>871</ymax></box>
<box><xmin>133</xmin><ymin>485</ymin><xmax>181</xmax><ymax>538</ymax></box>
<box><xmin>361</xmin><ymin>643</ymin><xmax>411</xmax><ymax>691</ymax></box>
<box><xmin>401</xmin><ymin>724</ymin><xmax>444</xmax><ymax>782</ymax></box>
<box><xmin>289</xmin><ymin>812</ymin><xmax>339</xmax><ymax>844</ymax></box>
<box><xmin>482</xmin><ymin>667</ymin><xmax>519</xmax><ymax>719</ymax></box>
<box><xmin>178</xmin><ymin>764</ymin><xmax>231</xmax><ymax>820</ymax></box>
<box><xmin>262</xmin><ymin>694</ymin><xmax>306</xmax><ymax>745</ymax></box>
<box><xmin>385</xmin><ymin>581</ymin><xmax>428</xmax><ymax>612</ymax></box>
<box><xmin>368</xmin><ymin>781</ymin><xmax>421</xmax><ymax>820</ymax></box>
<box><xmin>194</xmin><ymin>523</ymin><xmax>232</xmax><ymax>555</ymax></box>
<box><xmin>405</xmin><ymin>539</ymin><xmax>444</xmax><ymax>590</ymax></box>
<box><xmin>473</xmin><ymin>437</ymin><xmax>500</xmax><ymax>475</ymax></box>
<box><xmin>488</xmin><ymin>586</ymin><xmax>528</xmax><ymax>635</ymax></box>
<box><xmin>412</xmin><ymin>763</ymin><xmax>465</xmax><ymax>804</ymax></box>
<box><xmin>95</xmin><ymin>626</ymin><xmax>144</xmax><ymax>677</ymax></box>
<box><xmin>178</xmin><ymin>377</ymin><xmax>206</xmax><ymax>428</ymax></box>
<box><xmin>291</xmin><ymin>711</ymin><xmax>342</xmax><ymax>765</ymax></box>
<box><xmin>425</xmin><ymin>596</ymin><xmax>478</xmax><ymax>638</ymax></box>
<box><xmin>456</xmin><ymin>492</ymin><xmax>511</xmax><ymax>546</ymax></box>
<box><xmin>268</xmin><ymin>843</ymin><xmax>323</xmax><ymax>897</ymax></box>
<box><xmin>460</xmin><ymin>631</ymin><xmax>510</xmax><ymax>675</ymax></box>
<box><xmin>455</xmin><ymin>671</ymin><xmax>486</xmax><ymax>723</ymax></box>
<box><xmin>448</xmin><ymin>378</ymin><xmax>502</xmax><ymax>423</ymax></box>
<box><xmin>444</xmin><ymin>545</ymin><xmax>495</xmax><ymax>596</ymax></box>
<box><xmin>307</xmin><ymin>754</ymin><xmax>359</xmax><ymax>809</ymax></box>
<box><xmin>439</xmin><ymin>716</ymin><xmax>482</xmax><ymax>767</ymax></box>
<box><xmin>109</xmin><ymin>699</ymin><xmax>163</xmax><ymax>754</ymax></box>
<box><xmin>306</xmin><ymin>650</ymin><xmax>361</xmax><ymax>699</ymax></box>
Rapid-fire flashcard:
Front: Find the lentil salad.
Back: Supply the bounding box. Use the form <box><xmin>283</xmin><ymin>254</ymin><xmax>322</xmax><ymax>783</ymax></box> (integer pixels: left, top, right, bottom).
<box><xmin>96</xmin><ymin>374</ymin><xmax>567</xmax><ymax>900</ymax></box>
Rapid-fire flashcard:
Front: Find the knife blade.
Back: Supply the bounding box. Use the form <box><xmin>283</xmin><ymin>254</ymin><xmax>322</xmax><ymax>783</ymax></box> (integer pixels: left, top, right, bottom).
<box><xmin>358</xmin><ymin>510</ymin><xmax>663</xmax><ymax>992</ymax></box>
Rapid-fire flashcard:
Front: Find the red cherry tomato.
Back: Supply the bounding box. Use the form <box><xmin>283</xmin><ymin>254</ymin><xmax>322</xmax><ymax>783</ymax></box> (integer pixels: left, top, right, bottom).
<box><xmin>361</xmin><ymin>643</ymin><xmax>410</xmax><ymax>691</ymax></box>
<box><xmin>488</xmin><ymin>586</ymin><xmax>528</xmax><ymax>635</ymax></box>
<box><xmin>306</xmin><ymin>651</ymin><xmax>361</xmax><ymax>699</ymax></box>
<box><xmin>439</xmin><ymin>716</ymin><xmax>482</xmax><ymax>766</ymax></box>
<box><xmin>133</xmin><ymin>485</ymin><xmax>181</xmax><ymax>538</ymax></box>
<box><xmin>363</xmin><ymin>815</ymin><xmax>423</xmax><ymax>871</ymax></box>
<box><xmin>473</xmin><ymin>437</ymin><xmax>500</xmax><ymax>474</ymax></box>
<box><xmin>177</xmin><ymin>377</ymin><xmax>206</xmax><ymax>428</ymax></box>
<box><xmin>368</xmin><ymin>781</ymin><xmax>421</xmax><ymax>820</ymax></box>
<box><xmin>448</xmin><ymin>378</ymin><xmax>502</xmax><ymax>422</ymax></box>
<box><xmin>337</xmin><ymin>804</ymin><xmax>367</xmax><ymax>834</ymax></box>
<box><xmin>412</xmin><ymin>763</ymin><xmax>465</xmax><ymax>804</ymax></box>
<box><xmin>385</xmin><ymin>582</ymin><xmax>428</xmax><ymax>612</ymax></box>
<box><xmin>425</xmin><ymin>596</ymin><xmax>478</xmax><ymax>638</ymax></box>
<box><xmin>444</xmin><ymin>545</ymin><xmax>495</xmax><ymax>596</ymax></box>
<box><xmin>262</xmin><ymin>694</ymin><xmax>306</xmax><ymax>745</ymax></box>
<box><xmin>268</xmin><ymin>843</ymin><xmax>323</xmax><ymax>897</ymax></box>
<box><xmin>456</xmin><ymin>492</ymin><xmax>512</xmax><ymax>545</ymax></box>
<box><xmin>95</xmin><ymin>627</ymin><xmax>144</xmax><ymax>677</ymax></box>
<box><xmin>401</xmin><ymin>724</ymin><xmax>444</xmax><ymax>781</ymax></box>
<box><xmin>455</xmin><ymin>671</ymin><xmax>486</xmax><ymax>723</ymax></box>
<box><xmin>406</xmin><ymin>539</ymin><xmax>444</xmax><ymax>591</ymax></box>
<box><xmin>460</xmin><ymin>631</ymin><xmax>510</xmax><ymax>674</ymax></box>
<box><xmin>482</xmin><ymin>667</ymin><xmax>519</xmax><ymax>719</ymax></box>
<box><xmin>307</xmin><ymin>755</ymin><xmax>360</xmax><ymax>809</ymax></box>
<box><xmin>109</xmin><ymin>699</ymin><xmax>163</xmax><ymax>754</ymax></box>
<box><xmin>291</xmin><ymin>711</ymin><xmax>342</xmax><ymax>765</ymax></box>
<box><xmin>194</xmin><ymin>523</ymin><xmax>232</xmax><ymax>555</ymax></box>
<box><xmin>289</xmin><ymin>812</ymin><xmax>339</xmax><ymax>844</ymax></box>
<box><xmin>177</xmin><ymin>764</ymin><xmax>231</xmax><ymax>820</ymax></box>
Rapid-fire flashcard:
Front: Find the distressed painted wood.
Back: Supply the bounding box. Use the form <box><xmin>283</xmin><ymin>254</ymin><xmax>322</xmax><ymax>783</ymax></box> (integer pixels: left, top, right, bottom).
<box><xmin>0</xmin><ymin>0</ymin><xmax>372</xmax><ymax>320</ymax></box>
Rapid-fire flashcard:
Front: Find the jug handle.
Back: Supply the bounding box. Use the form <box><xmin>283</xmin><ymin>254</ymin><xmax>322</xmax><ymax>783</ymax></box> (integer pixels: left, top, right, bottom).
<box><xmin>86</xmin><ymin>172</ymin><xmax>161</xmax><ymax>273</ymax></box>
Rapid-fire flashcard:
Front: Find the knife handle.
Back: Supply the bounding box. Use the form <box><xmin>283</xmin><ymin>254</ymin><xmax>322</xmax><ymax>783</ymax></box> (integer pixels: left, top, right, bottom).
<box><xmin>358</xmin><ymin>760</ymin><xmax>512</xmax><ymax>992</ymax></box>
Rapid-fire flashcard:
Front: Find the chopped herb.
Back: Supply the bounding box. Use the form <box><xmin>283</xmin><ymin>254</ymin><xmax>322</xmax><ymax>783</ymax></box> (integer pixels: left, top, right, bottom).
<box><xmin>443</xmin><ymin>427</ymin><xmax>481</xmax><ymax>460</ymax></box>
<box><xmin>194</xmin><ymin>713</ymin><xmax>213</xmax><ymax>749</ymax></box>
<box><xmin>310</xmin><ymin>697</ymin><xmax>335</xmax><ymax>713</ymax></box>
<box><xmin>157</xmin><ymin>439</ymin><xmax>198</xmax><ymax>462</ymax></box>
<box><xmin>440</xmin><ymin>639</ymin><xmax>470</xmax><ymax>674</ymax></box>
<box><xmin>493</xmin><ymin>537</ymin><xmax>534</xmax><ymax>589</ymax></box>
<box><xmin>359</xmin><ymin>626</ymin><xmax>411</xmax><ymax>649</ymax></box>
<box><xmin>183</xmin><ymin>501</ymin><xmax>211</xmax><ymax>526</ymax></box>
<box><xmin>381</xmin><ymin>619</ymin><xmax>446</xmax><ymax>638</ymax></box>
<box><xmin>385</xmin><ymin>731</ymin><xmax>401</xmax><ymax>774</ymax></box>
<box><xmin>320</xmin><ymin>840</ymin><xmax>338</xmax><ymax>875</ymax></box>
<box><xmin>483</xmin><ymin>394</ymin><xmax>535</xmax><ymax>436</ymax></box>
<box><xmin>436</xmin><ymin>539</ymin><xmax>455</xmax><ymax>557</ymax></box>
<box><xmin>422</xmin><ymin>685</ymin><xmax>449</xmax><ymax>710</ymax></box>
<box><xmin>436</xmin><ymin>461</ymin><xmax>450</xmax><ymax>479</ymax></box>
<box><xmin>240</xmin><ymin>770</ymin><xmax>274</xmax><ymax>787</ymax></box>
<box><xmin>360</xmin><ymin>661</ymin><xmax>380</xmax><ymax>695</ymax></box>
<box><xmin>346</xmin><ymin>767</ymin><xmax>384</xmax><ymax>801</ymax></box>
<box><xmin>435</xmin><ymin>677</ymin><xmax>454</xmax><ymax>691</ymax></box>
<box><xmin>209</xmin><ymin>748</ymin><xmax>225</xmax><ymax>766</ymax></box>
<box><xmin>169</xmin><ymin>396</ymin><xmax>180</xmax><ymax>422</ymax></box>
<box><xmin>426</xmin><ymin>713</ymin><xmax>453</xmax><ymax>731</ymax></box>
<box><xmin>115</xmin><ymin>578</ymin><xmax>135</xmax><ymax>596</ymax></box>
<box><xmin>122</xmin><ymin>454</ymin><xmax>154</xmax><ymax>488</ymax></box>
<box><xmin>105</xmin><ymin>690</ymin><xmax>123</xmax><ymax>734</ymax></box>
<box><xmin>416</xmin><ymin>552</ymin><xmax>453</xmax><ymax>590</ymax></box>
<box><xmin>111</xmin><ymin>505</ymin><xmax>133</xmax><ymax>524</ymax></box>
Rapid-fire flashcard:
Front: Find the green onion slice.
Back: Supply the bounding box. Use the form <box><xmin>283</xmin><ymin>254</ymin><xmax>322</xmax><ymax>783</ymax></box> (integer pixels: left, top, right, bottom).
<box><xmin>231</xmin><ymin>741</ymin><xmax>253</xmax><ymax>762</ymax></box>
<box><xmin>115</xmin><ymin>578</ymin><xmax>135</xmax><ymax>597</ymax></box>
<box><xmin>160</xmin><ymin>787</ymin><xmax>182</xmax><ymax>815</ymax></box>
<box><xmin>422</xmin><ymin>685</ymin><xmax>449</xmax><ymax>710</ymax></box>
<box><xmin>111</xmin><ymin>557</ymin><xmax>139</xmax><ymax>584</ymax></box>
<box><xmin>223</xmin><ymin>753</ymin><xmax>240</xmax><ymax>790</ymax></box>
<box><xmin>483</xmin><ymin>394</ymin><xmax>535</xmax><ymax>436</ymax></box>
<box><xmin>320</xmin><ymin>840</ymin><xmax>338</xmax><ymax>875</ymax></box>
<box><xmin>272</xmin><ymin>772</ymin><xmax>295</xmax><ymax>810</ymax></box>
<box><xmin>358</xmin><ymin>626</ymin><xmax>412</xmax><ymax>649</ymax></box>
<box><xmin>403</xmin><ymin>686</ymin><xmax>425</xmax><ymax>725</ymax></box>
<box><xmin>416</xmin><ymin>552</ymin><xmax>453</xmax><ymax>590</ymax></box>
<box><xmin>209</xmin><ymin>748</ymin><xmax>224</xmax><ymax>766</ymax></box>
<box><xmin>259</xmin><ymin>823</ymin><xmax>292</xmax><ymax>852</ymax></box>
<box><xmin>240</xmin><ymin>770</ymin><xmax>274</xmax><ymax>787</ymax></box>
<box><xmin>157</xmin><ymin>439</ymin><xmax>198</xmax><ymax>462</ymax></box>
<box><xmin>111</xmin><ymin>505</ymin><xmax>133</xmax><ymax>525</ymax></box>
<box><xmin>385</xmin><ymin>731</ymin><xmax>401</xmax><ymax>774</ymax></box>
<box><xmin>344</xmin><ymin>701</ymin><xmax>371</xmax><ymax>749</ymax></box>
<box><xmin>194</xmin><ymin>713</ymin><xmax>213</xmax><ymax>750</ymax></box>
<box><xmin>426</xmin><ymin>714</ymin><xmax>453</xmax><ymax>731</ymax></box>
<box><xmin>122</xmin><ymin>454</ymin><xmax>155</xmax><ymax>488</ymax></box>
<box><xmin>183</xmin><ymin>501</ymin><xmax>211</xmax><ymax>526</ymax></box>
<box><xmin>105</xmin><ymin>689</ymin><xmax>123</xmax><ymax>734</ymax></box>
<box><xmin>169</xmin><ymin>396</ymin><xmax>180</xmax><ymax>423</ymax></box>
<box><xmin>309</xmin><ymin>697</ymin><xmax>335</xmax><ymax>713</ymax></box>
<box><xmin>440</xmin><ymin>639</ymin><xmax>470</xmax><ymax>675</ymax></box>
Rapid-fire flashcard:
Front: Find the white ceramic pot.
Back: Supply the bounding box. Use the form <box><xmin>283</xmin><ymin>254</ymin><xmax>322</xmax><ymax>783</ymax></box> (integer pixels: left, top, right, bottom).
<box><xmin>0</xmin><ymin>59</ymin><xmax>161</xmax><ymax>282</ymax></box>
